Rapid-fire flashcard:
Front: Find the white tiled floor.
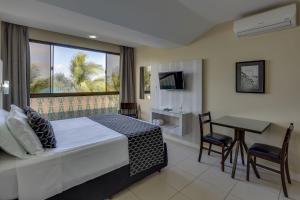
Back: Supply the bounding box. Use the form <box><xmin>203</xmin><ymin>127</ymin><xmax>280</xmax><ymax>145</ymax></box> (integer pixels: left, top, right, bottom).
<box><xmin>112</xmin><ymin>139</ymin><xmax>300</xmax><ymax>200</ymax></box>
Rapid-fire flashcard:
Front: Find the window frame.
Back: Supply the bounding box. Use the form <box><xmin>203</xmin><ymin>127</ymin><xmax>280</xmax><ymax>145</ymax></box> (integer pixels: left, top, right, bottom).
<box><xmin>29</xmin><ymin>39</ymin><xmax>120</xmax><ymax>98</ymax></box>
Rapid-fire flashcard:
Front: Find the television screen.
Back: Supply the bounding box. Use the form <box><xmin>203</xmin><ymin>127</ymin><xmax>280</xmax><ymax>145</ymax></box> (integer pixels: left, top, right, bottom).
<box><xmin>159</xmin><ymin>71</ymin><xmax>184</xmax><ymax>90</ymax></box>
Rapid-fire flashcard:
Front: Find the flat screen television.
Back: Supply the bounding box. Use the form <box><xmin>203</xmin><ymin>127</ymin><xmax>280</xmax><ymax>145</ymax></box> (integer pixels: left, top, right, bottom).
<box><xmin>159</xmin><ymin>71</ymin><xmax>184</xmax><ymax>90</ymax></box>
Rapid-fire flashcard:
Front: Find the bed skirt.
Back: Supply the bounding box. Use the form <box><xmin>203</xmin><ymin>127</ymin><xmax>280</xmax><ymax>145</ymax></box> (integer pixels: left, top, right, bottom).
<box><xmin>46</xmin><ymin>143</ymin><xmax>168</xmax><ymax>200</ymax></box>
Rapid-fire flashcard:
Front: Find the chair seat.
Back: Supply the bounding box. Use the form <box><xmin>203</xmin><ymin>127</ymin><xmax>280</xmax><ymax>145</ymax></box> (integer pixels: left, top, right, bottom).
<box><xmin>203</xmin><ymin>133</ymin><xmax>232</xmax><ymax>146</ymax></box>
<box><xmin>249</xmin><ymin>143</ymin><xmax>282</xmax><ymax>160</ymax></box>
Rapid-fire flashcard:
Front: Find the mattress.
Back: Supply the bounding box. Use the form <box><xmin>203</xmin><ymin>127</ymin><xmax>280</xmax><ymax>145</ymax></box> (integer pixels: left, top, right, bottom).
<box><xmin>0</xmin><ymin>117</ymin><xmax>129</xmax><ymax>200</ymax></box>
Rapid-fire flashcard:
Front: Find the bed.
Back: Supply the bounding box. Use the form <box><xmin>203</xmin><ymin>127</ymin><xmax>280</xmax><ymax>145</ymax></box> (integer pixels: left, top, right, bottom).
<box><xmin>0</xmin><ymin>115</ymin><xmax>168</xmax><ymax>200</ymax></box>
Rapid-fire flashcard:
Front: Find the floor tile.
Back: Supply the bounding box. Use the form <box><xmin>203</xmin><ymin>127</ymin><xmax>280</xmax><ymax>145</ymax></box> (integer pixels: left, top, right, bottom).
<box><xmin>112</xmin><ymin>189</ymin><xmax>139</xmax><ymax>200</ymax></box>
<box><xmin>230</xmin><ymin>181</ymin><xmax>279</xmax><ymax>200</ymax></box>
<box><xmin>129</xmin><ymin>173</ymin><xmax>177</xmax><ymax>200</ymax></box>
<box><xmin>181</xmin><ymin>179</ymin><xmax>228</xmax><ymax>200</ymax></box>
<box><xmin>156</xmin><ymin>166</ymin><xmax>195</xmax><ymax>190</ymax></box>
<box><xmin>199</xmin><ymin>167</ymin><xmax>237</xmax><ymax>193</ymax></box>
<box><xmin>169</xmin><ymin>192</ymin><xmax>191</xmax><ymax>200</ymax></box>
<box><xmin>225</xmin><ymin>194</ymin><xmax>242</xmax><ymax>200</ymax></box>
<box><xmin>168</xmin><ymin>146</ymin><xmax>191</xmax><ymax>166</ymax></box>
<box><xmin>197</xmin><ymin>151</ymin><xmax>220</xmax><ymax>166</ymax></box>
<box><xmin>279</xmin><ymin>180</ymin><xmax>300</xmax><ymax>200</ymax></box>
<box><xmin>119</xmin><ymin>138</ymin><xmax>300</xmax><ymax>200</ymax></box>
<box><xmin>176</xmin><ymin>157</ymin><xmax>209</xmax><ymax>177</ymax></box>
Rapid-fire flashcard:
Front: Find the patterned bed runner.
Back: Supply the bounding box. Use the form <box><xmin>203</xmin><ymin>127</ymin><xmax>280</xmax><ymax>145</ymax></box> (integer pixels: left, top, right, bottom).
<box><xmin>89</xmin><ymin>114</ymin><xmax>164</xmax><ymax>176</ymax></box>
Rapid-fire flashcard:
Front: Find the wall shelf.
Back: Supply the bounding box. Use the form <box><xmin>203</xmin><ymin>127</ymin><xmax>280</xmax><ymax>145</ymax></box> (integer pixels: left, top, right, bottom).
<box><xmin>151</xmin><ymin>108</ymin><xmax>193</xmax><ymax>136</ymax></box>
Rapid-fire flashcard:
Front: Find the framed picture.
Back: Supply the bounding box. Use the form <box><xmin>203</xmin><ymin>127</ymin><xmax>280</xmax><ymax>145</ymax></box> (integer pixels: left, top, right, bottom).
<box><xmin>236</xmin><ymin>60</ymin><xmax>265</xmax><ymax>93</ymax></box>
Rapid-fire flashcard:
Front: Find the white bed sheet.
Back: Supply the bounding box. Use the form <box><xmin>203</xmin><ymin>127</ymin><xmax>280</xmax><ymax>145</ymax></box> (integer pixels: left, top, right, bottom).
<box><xmin>0</xmin><ymin>117</ymin><xmax>129</xmax><ymax>200</ymax></box>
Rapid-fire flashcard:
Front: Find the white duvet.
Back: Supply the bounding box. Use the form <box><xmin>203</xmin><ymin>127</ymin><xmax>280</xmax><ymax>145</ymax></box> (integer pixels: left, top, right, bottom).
<box><xmin>0</xmin><ymin>117</ymin><xmax>129</xmax><ymax>200</ymax></box>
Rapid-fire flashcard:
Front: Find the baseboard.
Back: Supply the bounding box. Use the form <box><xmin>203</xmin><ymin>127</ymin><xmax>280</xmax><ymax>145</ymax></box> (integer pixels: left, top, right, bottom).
<box><xmin>163</xmin><ymin>134</ymin><xmax>300</xmax><ymax>182</ymax></box>
<box><xmin>291</xmin><ymin>172</ymin><xmax>300</xmax><ymax>182</ymax></box>
<box><xmin>163</xmin><ymin>134</ymin><xmax>199</xmax><ymax>149</ymax></box>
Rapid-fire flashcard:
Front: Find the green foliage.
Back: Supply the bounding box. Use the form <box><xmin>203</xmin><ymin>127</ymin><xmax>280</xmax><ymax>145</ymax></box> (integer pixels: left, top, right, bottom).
<box><xmin>107</xmin><ymin>72</ymin><xmax>120</xmax><ymax>91</ymax></box>
<box><xmin>70</xmin><ymin>53</ymin><xmax>104</xmax><ymax>89</ymax></box>
<box><xmin>30</xmin><ymin>78</ymin><xmax>50</xmax><ymax>93</ymax></box>
<box><xmin>84</xmin><ymin>78</ymin><xmax>106</xmax><ymax>92</ymax></box>
<box><xmin>30</xmin><ymin>64</ymin><xmax>40</xmax><ymax>81</ymax></box>
<box><xmin>53</xmin><ymin>73</ymin><xmax>74</xmax><ymax>92</ymax></box>
<box><xmin>30</xmin><ymin>64</ymin><xmax>50</xmax><ymax>93</ymax></box>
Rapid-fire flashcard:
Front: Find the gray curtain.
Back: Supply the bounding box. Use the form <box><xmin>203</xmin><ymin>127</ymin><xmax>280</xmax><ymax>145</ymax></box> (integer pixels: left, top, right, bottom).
<box><xmin>119</xmin><ymin>46</ymin><xmax>136</xmax><ymax>103</ymax></box>
<box><xmin>1</xmin><ymin>22</ymin><xmax>30</xmax><ymax>110</ymax></box>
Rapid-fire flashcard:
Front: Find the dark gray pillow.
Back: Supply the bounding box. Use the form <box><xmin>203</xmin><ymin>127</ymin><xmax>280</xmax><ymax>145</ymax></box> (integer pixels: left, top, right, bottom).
<box><xmin>27</xmin><ymin>111</ymin><xmax>56</xmax><ymax>148</ymax></box>
<box><xmin>23</xmin><ymin>106</ymin><xmax>36</xmax><ymax>115</ymax></box>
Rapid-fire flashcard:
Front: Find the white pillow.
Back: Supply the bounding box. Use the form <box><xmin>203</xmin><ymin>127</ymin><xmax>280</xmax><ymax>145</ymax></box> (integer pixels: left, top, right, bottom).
<box><xmin>6</xmin><ymin>109</ymin><xmax>44</xmax><ymax>155</ymax></box>
<box><xmin>10</xmin><ymin>104</ymin><xmax>24</xmax><ymax>114</ymax></box>
<box><xmin>0</xmin><ymin>109</ymin><xmax>28</xmax><ymax>159</ymax></box>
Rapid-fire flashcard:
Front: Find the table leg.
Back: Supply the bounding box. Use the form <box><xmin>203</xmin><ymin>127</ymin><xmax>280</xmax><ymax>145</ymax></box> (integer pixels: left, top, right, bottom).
<box><xmin>232</xmin><ymin>140</ymin><xmax>240</xmax><ymax>178</ymax></box>
<box><xmin>231</xmin><ymin>130</ymin><xmax>247</xmax><ymax>178</ymax></box>
<box><xmin>223</xmin><ymin>130</ymin><xmax>238</xmax><ymax>161</ymax></box>
<box><xmin>240</xmin><ymin>141</ymin><xmax>245</xmax><ymax>165</ymax></box>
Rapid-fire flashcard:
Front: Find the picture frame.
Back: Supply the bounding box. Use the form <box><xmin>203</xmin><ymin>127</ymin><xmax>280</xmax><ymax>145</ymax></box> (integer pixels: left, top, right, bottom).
<box><xmin>236</xmin><ymin>60</ymin><xmax>265</xmax><ymax>93</ymax></box>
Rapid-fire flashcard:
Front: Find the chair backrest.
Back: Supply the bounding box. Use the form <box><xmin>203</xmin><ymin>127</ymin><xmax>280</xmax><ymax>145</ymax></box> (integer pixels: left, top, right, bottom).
<box><xmin>281</xmin><ymin>123</ymin><xmax>294</xmax><ymax>159</ymax></box>
<box><xmin>198</xmin><ymin>112</ymin><xmax>213</xmax><ymax>138</ymax></box>
<box><xmin>119</xmin><ymin>103</ymin><xmax>138</xmax><ymax>116</ymax></box>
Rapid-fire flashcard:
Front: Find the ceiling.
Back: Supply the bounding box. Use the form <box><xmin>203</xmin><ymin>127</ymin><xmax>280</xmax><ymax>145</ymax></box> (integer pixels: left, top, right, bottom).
<box><xmin>0</xmin><ymin>0</ymin><xmax>295</xmax><ymax>48</ymax></box>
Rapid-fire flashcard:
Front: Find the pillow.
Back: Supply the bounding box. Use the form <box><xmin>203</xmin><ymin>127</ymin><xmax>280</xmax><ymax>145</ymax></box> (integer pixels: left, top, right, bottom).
<box><xmin>0</xmin><ymin>109</ymin><xmax>28</xmax><ymax>159</ymax></box>
<box><xmin>10</xmin><ymin>104</ymin><xmax>25</xmax><ymax>114</ymax></box>
<box><xmin>23</xmin><ymin>106</ymin><xmax>35</xmax><ymax>115</ymax></box>
<box><xmin>27</xmin><ymin>111</ymin><xmax>57</xmax><ymax>148</ymax></box>
<box><xmin>0</xmin><ymin>109</ymin><xmax>8</xmax><ymax>117</ymax></box>
<box><xmin>6</xmin><ymin>109</ymin><xmax>44</xmax><ymax>155</ymax></box>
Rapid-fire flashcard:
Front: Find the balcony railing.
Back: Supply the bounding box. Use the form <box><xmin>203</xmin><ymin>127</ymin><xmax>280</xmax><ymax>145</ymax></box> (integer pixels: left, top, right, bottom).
<box><xmin>30</xmin><ymin>94</ymin><xmax>119</xmax><ymax>121</ymax></box>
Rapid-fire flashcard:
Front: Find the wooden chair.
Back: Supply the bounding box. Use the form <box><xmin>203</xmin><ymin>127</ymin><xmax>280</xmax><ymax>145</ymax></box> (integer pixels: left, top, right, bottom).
<box><xmin>119</xmin><ymin>103</ymin><xmax>138</xmax><ymax>119</ymax></box>
<box><xmin>198</xmin><ymin>112</ymin><xmax>233</xmax><ymax>171</ymax></box>
<box><xmin>247</xmin><ymin>123</ymin><xmax>294</xmax><ymax>198</ymax></box>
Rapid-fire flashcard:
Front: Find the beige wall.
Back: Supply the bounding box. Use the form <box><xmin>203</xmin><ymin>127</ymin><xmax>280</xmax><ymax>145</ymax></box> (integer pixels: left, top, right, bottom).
<box><xmin>29</xmin><ymin>28</ymin><xmax>120</xmax><ymax>54</ymax></box>
<box><xmin>135</xmin><ymin>22</ymin><xmax>300</xmax><ymax>178</ymax></box>
<box><xmin>0</xmin><ymin>19</ymin><xmax>2</xmax><ymax>108</ymax></box>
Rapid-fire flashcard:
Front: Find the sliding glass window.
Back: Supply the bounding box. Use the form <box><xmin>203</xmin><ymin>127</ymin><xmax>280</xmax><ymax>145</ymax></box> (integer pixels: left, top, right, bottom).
<box><xmin>29</xmin><ymin>41</ymin><xmax>120</xmax><ymax>96</ymax></box>
<box><xmin>29</xmin><ymin>42</ymin><xmax>52</xmax><ymax>93</ymax></box>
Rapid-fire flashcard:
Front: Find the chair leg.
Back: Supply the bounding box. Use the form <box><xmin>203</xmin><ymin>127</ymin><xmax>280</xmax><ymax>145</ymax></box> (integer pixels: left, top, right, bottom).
<box><xmin>230</xmin><ymin>149</ymin><xmax>233</xmax><ymax>164</ymax></box>
<box><xmin>198</xmin><ymin>142</ymin><xmax>203</xmax><ymax>162</ymax></box>
<box><xmin>247</xmin><ymin>154</ymin><xmax>251</xmax><ymax>181</ymax></box>
<box><xmin>249</xmin><ymin>157</ymin><xmax>260</xmax><ymax>179</ymax></box>
<box><xmin>281</xmin><ymin>162</ymin><xmax>288</xmax><ymax>198</ymax></box>
<box><xmin>208</xmin><ymin>144</ymin><xmax>212</xmax><ymax>155</ymax></box>
<box><xmin>221</xmin><ymin>145</ymin><xmax>225</xmax><ymax>172</ymax></box>
<box><xmin>285</xmin><ymin>158</ymin><xmax>292</xmax><ymax>184</ymax></box>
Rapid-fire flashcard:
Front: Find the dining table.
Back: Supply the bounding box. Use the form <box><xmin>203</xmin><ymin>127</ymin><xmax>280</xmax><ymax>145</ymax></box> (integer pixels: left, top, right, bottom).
<box><xmin>211</xmin><ymin>116</ymin><xmax>271</xmax><ymax>178</ymax></box>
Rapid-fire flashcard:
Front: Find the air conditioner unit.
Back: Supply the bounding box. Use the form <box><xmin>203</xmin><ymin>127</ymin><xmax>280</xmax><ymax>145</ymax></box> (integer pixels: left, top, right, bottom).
<box><xmin>234</xmin><ymin>4</ymin><xmax>297</xmax><ymax>37</ymax></box>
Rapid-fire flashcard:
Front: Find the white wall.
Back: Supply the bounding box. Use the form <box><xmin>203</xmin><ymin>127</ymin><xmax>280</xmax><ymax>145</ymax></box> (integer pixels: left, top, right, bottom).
<box><xmin>150</xmin><ymin>60</ymin><xmax>203</xmax><ymax>143</ymax></box>
<box><xmin>135</xmin><ymin>21</ymin><xmax>300</xmax><ymax>180</ymax></box>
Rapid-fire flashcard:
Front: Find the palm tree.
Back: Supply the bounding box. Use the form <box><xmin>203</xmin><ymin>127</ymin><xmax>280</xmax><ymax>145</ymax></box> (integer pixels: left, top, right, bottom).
<box><xmin>70</xmin><ymin>53</ymin><xmax>104</xmax><ymax>92</ymax></box>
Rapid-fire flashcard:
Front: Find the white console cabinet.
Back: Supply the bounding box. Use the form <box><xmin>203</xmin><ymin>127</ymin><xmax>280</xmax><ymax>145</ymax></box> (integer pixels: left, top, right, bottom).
<box><xmin>151</xmin><ymin>108</ymin><xmax>193</xmax><ymax>136</ymax></box>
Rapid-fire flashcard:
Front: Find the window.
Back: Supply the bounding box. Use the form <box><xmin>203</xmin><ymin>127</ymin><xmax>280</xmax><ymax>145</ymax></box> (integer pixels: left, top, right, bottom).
<box><xmin>29</xmin><ymin>42</ymin><xmax>51</xmax><ymax>93</ymax></box>
<box><xmin>29</xmin><ymin>41</ymin><xmax>120</xmax><ymax>96</ymax></box>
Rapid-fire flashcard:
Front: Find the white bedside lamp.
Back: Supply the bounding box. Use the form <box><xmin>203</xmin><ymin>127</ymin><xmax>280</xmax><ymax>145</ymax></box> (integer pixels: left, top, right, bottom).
<box><xmin>0</xmin><ymin>59</ymin><xmax>9</xmax><ymax>95</ymax></box>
